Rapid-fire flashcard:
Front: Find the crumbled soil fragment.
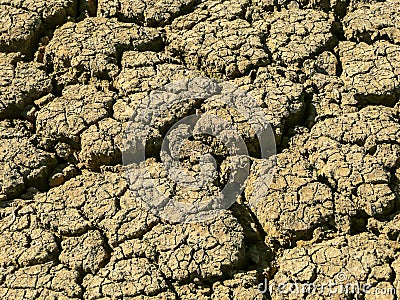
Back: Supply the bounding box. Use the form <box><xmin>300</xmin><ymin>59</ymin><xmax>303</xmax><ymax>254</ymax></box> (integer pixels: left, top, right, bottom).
<box><xmin>253</xmin><ymin>8</ymin><xmax>336</xmax><ymax>68</ymax></box>
<box><xmin>233</xmin><ymin>66</ymin><xmax>305</xmax><ymax>145</ymax></box>
<box><xmin>0</xmin><ymin>0</ymin><xmax>77</xmax><ymax>56</ymax></box>
<box><xmin>246</xmin><ymin>151</ymin><xmax>334</xmax><ymax>244</ymax></box>
<box><xmin>44</xmin><ymin>17</ymin><xmax>163</xmax><ymax>86</ymax></box>
<box><xmin>36</xmin><ymin>84</ymin><xmax>115</xmax><ymax>145</ymax></box>
<box><xmin>0</xmin><ymin>120</ymin><xmax>57</xmax><ymax>200</ymax></box>
<box><xmin>79</xmin><ymin>118</ymin><xmax>123</xmax><ymax>170</ymax></box>
<box><xmin>344</xmin><ymin>0</ymin><xmax>400</xmax><ymax>45</ymax></box>
<box><xmin>166</xmin><ymin>17</ymin><xmax>269</xmax><ymax>78</ymax></box>
<box><xmin>338</xmin><ymin>41</ymin><xmax>400</xmax><ymax>105</ymax></box>
<box><xmin>0</xmin><ymin>52</ymin><xmax>52</xmax><ymax>118</ymax></box>
<box><xmin>59</xmin><ymin>230</ymin><xmax>109</xmax><ymax>274</ymax></box>
<box><xmin>271</xmin><ymin>233</ymin><xmax>399</xmax><ymax>299</ymax></box>
<box><xmin>98</xmin><ymin>0</ymin><xmax>199</xmax><ymax>26</ymax></box>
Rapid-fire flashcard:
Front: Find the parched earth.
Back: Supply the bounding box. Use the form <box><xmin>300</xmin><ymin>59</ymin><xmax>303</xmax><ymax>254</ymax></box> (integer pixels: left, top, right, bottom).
<box><xmin>1</xmin><ymin>0</ymin><xmax>400</xmax><ymax>299</ymax></box>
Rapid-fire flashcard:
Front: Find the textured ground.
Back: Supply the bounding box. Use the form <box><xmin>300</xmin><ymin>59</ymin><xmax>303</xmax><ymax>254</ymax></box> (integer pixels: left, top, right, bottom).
<box><xmin>0</xmin><ymin>0</ymin><xmax>400</xmax><ymax>299</ymax></box>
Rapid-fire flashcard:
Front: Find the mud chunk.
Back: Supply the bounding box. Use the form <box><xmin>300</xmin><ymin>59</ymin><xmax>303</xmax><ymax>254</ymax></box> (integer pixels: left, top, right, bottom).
<box><xmin>113</xmin><ymin>51</ymin><xmax>201</xmax><ymax>122</ymax></box>
<box><xmin>33</xmin><ymin>93</ymin><xmax>55</xmax><ymax>108</ymax></box>
<box><xmin>79</xmin><ymin>118</ymin><xmax>123</xmax><ymax>170</ymax></box>
<box><xmin>0</xmin><ymin>0</ymin><xmax>77</xmax><ymax>56</ymax></box>
<box><xmin>0</xmin><ymin>262</ymin><xmax>82</xmax><ymax>298</ymax></box>
<box><xmin>249</xmin><ymin>0</ymin><xmax>348</xmax><ymax>18</ymax></box>
<box><xmin>48</xmin><ymin>164</ymin><xmax>78</xmax><ymax>187</ymax></box>
<box><xmin>344</xmin><ymin>0</ymin><xmax>400</xmax><ymax>45</ymax></box>
<box><xmin>270</xmin><ymin>233</ymin><xmax>398</xmax><ymax>299</ymax></box>
<box><xmin>166</xmin><ymin>17</ymin><xmax>269</xmax><ymax>78</ymax></box>
<box><xmin>0</xmin><ymin>228</ymin><xmax>58</xmax><ymax>268</ymax></box>
<box><xmin>304</xmin><ymin>106</ymin><xmax>400</xmax><ymax>228</ymax></box>
<box><xmin>44</xmin><ymin>17</ymin><xmax>163</xmax><ymax>87</ymax></box>
<box><xmin>0</xmin><ymin>6</ymin><xmax>40</xmax><ymax>56</ymax></box>
<box><xmin>303</xmin><ymin>52</ymin><xmax>383</xmax><ymax>123</ymax></box>
<box><xmin>139</xmin><ymin>212</ymin><xmax>245</xmax><ymax>281</ymax></box>
<box><xmin>368</xmin><ymin>214</ymin><xmax>400</xmax><ymax>242</ymax></box>
<box><xmin>233</xmin><ymin>66</ymin><xmax>305</xmax><ymax>145</ymax></box>
<box><xmin>245</xmin><ymin>151</ymin><xmax>334</xmax><ymax>244</ymax></box>
<box><xmin>0</xmin><ymin>204</ymin><xmax>58</xmax><ymax>269</ymax></box>
<box><xmin>0</xmin><ymin>120</ymin><xmax>57</xmax><ymax>200</ymax></box>
<box><xmin>36</xmin><ymin>169</ymin><xmax>156</xmax><ymax>247</ymax></box>
<box><xmin>54</xmin><ymin>142</ymin><xmax>74</xmax><ymax>160</ymax></box>
<box><xmin>0</xmin><ymin>53</ymin><xmax>52</xmax><ymax>118</ymax></box>
<box><xmin>304</xmin><ymin>72</ymin><xmax>357</xmax><ymax>123</ymax></box>
<box><xmin>60</xmin><ymin>230</ymin><xmax>109</xmax><ymax>274</ymax></box>
<box><xmin>83</xmin><ymin>257</ymin><xmax>169</xmax><ymax>298</ymax></box>
<box><xmin>35</xmin><ymin>170</ymin><xmax>128</xmax><ymax>236</ymax></box>
<box><xmin>36</xmin><ymin>84</ymin><xmax>115</xmax><ymax>145</ymax></box>
<box><xmin>212</xmin><ymin>271</ymin><xmax>263</xmax><ymax>299</ymax></box>
<box><xmin>253</xmin><ymin>8</ymin><xmax>336</xmax><ymax>68</ymax></box>
<box><xmin>98</xmin><ymin>190</ymin><xmax>159</xmax><ymax>247</ymax></box>
<box><xmin>115</xmin><ymin>51</ymin><xmax>200</xmax><ymax>98</ymax></box>
<box><xmin>338</xmin><ymin>41</ymin><xmax>400</xmax><ymax>105</ymax></box>
<box><xmin>304</xmin><ymin>51</ymin><xmax>338</xmax><ymax>77</ymax></box>
<box><xmin>170</xmin><ymin>0</ymin><xmax>250</xmax><ymax>26</ymax></box>
<box><xmin>98</xmin><ymin>0</ymin><xmax>198</xmax><ymax>26</ymax></box>
<box><xmin>1</xmin><ymin>0</ymin><xmax>77</xmax><ymax>26</ymax></box>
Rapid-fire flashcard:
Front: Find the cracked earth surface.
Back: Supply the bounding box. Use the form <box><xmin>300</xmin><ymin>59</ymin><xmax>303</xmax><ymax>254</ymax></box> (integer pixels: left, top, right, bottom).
<box><xmin>1</xmin><ymin>0</ymin><xmax>400</xmax><ymax>299</ymax></box>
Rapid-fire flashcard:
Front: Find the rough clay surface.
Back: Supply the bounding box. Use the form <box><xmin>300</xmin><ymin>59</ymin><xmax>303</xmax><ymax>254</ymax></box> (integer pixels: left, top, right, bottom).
<box><xmin>1</xmin><ymin>0</ymin><xmax>400</xmax><ymax>299</ymax></box>
<box><xmin>253</xmin><ymin>8</ymin><xmax>336</xmax><ymax>68</ymax></box>
<box><xmin>0</xmin><ymin>0</ymin><xmax>77</xmax><ymax>56</ymax></box>
<box><xmin>344</xmin><ymin>0</ymin><xmax>400</xmax><ymax>45</ymax></box>
<box><xmin>0</xmin><ymin>52</ymin><xmax>52</xmax><ymax>118</ymax></box>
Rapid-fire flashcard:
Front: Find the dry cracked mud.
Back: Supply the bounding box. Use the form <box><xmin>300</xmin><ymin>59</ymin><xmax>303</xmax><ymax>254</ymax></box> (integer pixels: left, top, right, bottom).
<box><xmin>1</xmin><ymin>0</ymin><xmax>400</xmax><ymax>299</ymax></box>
